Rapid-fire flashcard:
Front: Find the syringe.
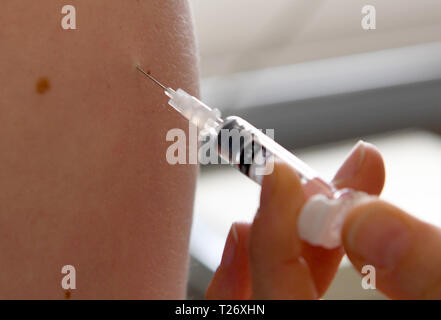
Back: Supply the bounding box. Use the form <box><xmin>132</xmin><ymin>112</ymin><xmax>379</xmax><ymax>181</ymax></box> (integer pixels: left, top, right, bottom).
<box><xmin>137</xmin><ymin>66</ymin><xmax>367</xmax><ymax>248</ymax></box>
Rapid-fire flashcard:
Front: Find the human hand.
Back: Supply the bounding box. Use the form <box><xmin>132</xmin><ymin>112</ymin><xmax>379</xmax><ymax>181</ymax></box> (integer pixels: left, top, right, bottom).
<box><xmin>206</xmin><ymin>141</ymin><xmax>385</xmax><ymax>299</ymax></box>
<box><xmin>342</xmin><ymin>199</ymin><xmax>441</xmax><ymax>299</ymax></box>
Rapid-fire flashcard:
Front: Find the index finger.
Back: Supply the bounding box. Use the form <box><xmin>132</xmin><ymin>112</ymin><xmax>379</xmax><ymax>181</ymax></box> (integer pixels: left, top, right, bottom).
<box><xmin>249</xmin><ymin>162</ymin><xmax>317</xmax><ymax>299</ymax></box>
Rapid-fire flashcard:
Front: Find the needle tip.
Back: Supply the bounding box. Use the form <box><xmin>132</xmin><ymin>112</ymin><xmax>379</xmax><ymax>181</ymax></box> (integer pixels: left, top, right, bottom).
<box><xmin>136</xmin><ymin>66</ymin><xmax>167</xmax><ymax>90</ymax></box>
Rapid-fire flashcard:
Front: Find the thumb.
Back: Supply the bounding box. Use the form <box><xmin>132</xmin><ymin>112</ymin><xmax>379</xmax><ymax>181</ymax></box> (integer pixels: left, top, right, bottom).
<box><xmin>342</xmin><ymin>200</ymin><xmax>441</xmax><ymax>299</ymax></box>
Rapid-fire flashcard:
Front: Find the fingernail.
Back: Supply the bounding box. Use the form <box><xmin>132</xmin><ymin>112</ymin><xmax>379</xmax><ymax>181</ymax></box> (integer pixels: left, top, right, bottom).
<box><xmin>333</xmin><ymin>140</ymin><xmax>366</xmax><ymax>184</ymax></box>
<box><xmin>345</xmin><ymin>206</ymin><xmax>410</xmax><ymax>269</ymax></box>
<box><xmin>222</xmin><ymin>224</ymin><xmax>239</xmax><ymax>267</ymax></box>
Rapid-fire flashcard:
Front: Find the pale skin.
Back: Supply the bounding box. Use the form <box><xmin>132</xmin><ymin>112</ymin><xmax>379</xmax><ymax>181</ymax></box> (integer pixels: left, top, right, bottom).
<box><xmin>207</xmin><ymin>142</ymin><xmax>441</xmax><ymax>299</ymax></box>
<box><xmin>2</xmin><ymin>1</ymin><xmax>440</xmax><ymax>301</ymax></box>
<box><xmin>0</xmin><ymin>1</ymin><xmax>198</xmax><ymax>299</ymax></box>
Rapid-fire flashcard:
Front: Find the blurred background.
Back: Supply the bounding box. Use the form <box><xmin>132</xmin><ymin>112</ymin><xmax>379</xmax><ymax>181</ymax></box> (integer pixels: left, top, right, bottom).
<box><xmin>186</xmin><ymin>0</ymin><xmax>441</xmax><ymax>299</ymax></box>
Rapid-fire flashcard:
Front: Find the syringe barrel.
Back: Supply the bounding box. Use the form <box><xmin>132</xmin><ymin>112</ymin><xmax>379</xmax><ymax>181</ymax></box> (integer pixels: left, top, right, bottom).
<box><xmin>215</xmin><ymin>116</ymin><xmax>334</xmax><ymax>198</ymax></box>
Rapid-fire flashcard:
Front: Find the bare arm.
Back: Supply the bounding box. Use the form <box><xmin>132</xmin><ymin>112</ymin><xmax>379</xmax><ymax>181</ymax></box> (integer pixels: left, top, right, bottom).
<box><xmin>0</xmin><ymin>0</ymin><xmax>198</xmax><ymax>299</ymax></box>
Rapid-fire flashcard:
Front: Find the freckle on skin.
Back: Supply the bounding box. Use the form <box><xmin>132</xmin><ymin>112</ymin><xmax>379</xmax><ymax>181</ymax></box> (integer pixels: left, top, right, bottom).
<box><xmin>36</xmin><ymin>77</ymin><xmax>50</xmax><ymax>94</ymax></box>
<box><xmin>65</xmin><ymin>291</ymin><xmax>71</xmax><ymax>300</ymax></box>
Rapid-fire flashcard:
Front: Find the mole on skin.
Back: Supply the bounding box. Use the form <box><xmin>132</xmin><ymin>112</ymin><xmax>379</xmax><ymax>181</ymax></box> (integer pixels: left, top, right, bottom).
<box><xmin>36</xmin><ymin>77</ymin><xmax>50</xmax><ymax>94</ymax></box>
